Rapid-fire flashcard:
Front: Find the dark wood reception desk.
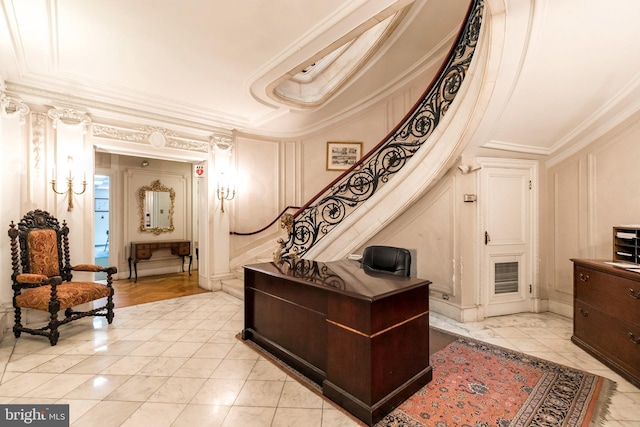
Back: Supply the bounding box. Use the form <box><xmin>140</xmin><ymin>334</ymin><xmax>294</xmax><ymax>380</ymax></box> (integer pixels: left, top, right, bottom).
<box><xmin>242</xmin><ymin>259</ymin><xmax>432</xmax><ymax>426</ymax></box>
<box><xmin>128</xmin><ymin>240</ymin><xmax>191</xmax><ymax>282</ymax></box>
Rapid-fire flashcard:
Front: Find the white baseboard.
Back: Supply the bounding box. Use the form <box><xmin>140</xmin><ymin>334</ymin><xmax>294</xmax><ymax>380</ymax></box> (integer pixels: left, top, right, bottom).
<box><xmin>429</xmin><ymin>298</ymin><xmax>480</xmax><ymax>323</ymax></box>
<box><xmin>548</xmin><ymin>299</ymin><xmax>573</xmax><ymax>318</ymax></box>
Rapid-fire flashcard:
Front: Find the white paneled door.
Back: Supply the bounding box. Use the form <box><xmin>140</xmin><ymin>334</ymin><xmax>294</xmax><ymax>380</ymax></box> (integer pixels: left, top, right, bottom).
<box><xmin>478</xmin><ymin>159</ymin><xmax>537</xmax><ymax>318</ymax></box>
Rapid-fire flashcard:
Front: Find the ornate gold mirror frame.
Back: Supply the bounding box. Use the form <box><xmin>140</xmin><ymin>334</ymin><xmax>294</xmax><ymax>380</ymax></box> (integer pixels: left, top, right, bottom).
<box><xmin>138</xmin><ymin>180</ymin><xmax>175</xmax><ymax>234</ymax></box>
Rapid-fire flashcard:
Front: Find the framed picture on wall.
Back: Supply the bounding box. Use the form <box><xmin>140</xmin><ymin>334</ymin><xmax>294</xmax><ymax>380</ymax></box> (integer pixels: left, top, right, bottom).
<box><xmin>326</xmin><ymin>142</ymin><xmax>363</xmax><ymax>171</ymax></box>
<box><xmin>95</xmin><ymin>198</ymin><xmax>109</xmax><ymax>212</ymax></box>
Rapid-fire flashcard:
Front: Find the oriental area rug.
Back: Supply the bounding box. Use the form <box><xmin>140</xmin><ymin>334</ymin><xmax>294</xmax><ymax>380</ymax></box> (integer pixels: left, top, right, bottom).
<box><xmin>239</xmin><ymin>328</ymin><xmax>616</xmax><ymax>427</ymax></box>
<box><xmin>378</xmin><ymin>328</ymin><xmax>616</xmax><ymax>427</ymax></box>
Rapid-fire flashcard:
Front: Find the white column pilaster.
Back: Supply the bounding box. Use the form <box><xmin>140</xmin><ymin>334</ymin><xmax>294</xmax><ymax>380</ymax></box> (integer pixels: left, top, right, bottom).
<box><xmin>208</xmin><ymin>134</ymin><xmax>235</xmax><ymax>289</ymax></box>
<box><xmin>0</xmin><ymin>83</ymin><xmax>31</xmax><ymax>329</ymax></box>
<box><xmin>48</xmin><ymin>107</ymin><xmax>93</xmax><ymax>274</ymax></box>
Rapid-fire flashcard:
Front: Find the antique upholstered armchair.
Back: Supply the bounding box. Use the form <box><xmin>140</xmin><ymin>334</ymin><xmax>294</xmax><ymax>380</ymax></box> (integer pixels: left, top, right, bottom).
<box><xmin>8</xmin><ymin>209</ymin><xmax>117</xmax><ymax>345</ymax></box>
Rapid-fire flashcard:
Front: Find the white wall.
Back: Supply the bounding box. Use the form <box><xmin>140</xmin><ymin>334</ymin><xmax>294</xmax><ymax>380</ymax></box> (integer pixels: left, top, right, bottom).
<box><xmin>544</xmin><ymin>111</ymin><xmax>640</xmax><ymax>317</ymax></box>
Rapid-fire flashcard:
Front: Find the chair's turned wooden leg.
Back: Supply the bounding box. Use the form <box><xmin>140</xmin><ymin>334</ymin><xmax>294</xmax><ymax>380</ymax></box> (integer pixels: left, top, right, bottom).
<box><xmin>48</xmin><ymin>312</ymin><xmax>60</xmax><ymax>346</ymax></box>
<box><xmin>48</xmin><ymin>296</ymin><xmax>60</xmax><ymax>346</ymax></box>
<box><xmin>13</xmin><ymin>306</ymin><xmax>22</xmax><ymax>338</ymax></box>
<box><xmin>49</xmin><ymin>329</ymin><xmax>59</xmax><ymax>346</ymax></box>
<box><xmin>106</xmin><ymin>291</ymin><xmax>114</xmax><ymax>324</ymax></box>
<box><xmin>106</xmin><ymin>272</ymin><xmax>115</xmax><ymax>324</ymax></box>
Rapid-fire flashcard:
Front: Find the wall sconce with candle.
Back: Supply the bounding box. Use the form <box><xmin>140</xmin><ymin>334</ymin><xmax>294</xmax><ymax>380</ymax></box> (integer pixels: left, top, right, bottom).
<box><xmin>216</xmin><ymin>172</ymin><xmax>235</xmax><ymax>213</ymax></box>
<box><xmin>51</xmin><ymin>156</ymin><xmax>86</xmax><ymax>211</ymax></box>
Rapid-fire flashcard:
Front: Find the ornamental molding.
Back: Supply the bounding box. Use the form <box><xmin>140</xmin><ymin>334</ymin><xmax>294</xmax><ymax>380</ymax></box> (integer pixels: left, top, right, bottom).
<box><xmin>92</xmin><ymin>123</ymin><xmax>211</xmax><ymax>153</ymax></box>
<box><xmin>0</xmin><ymin>84</ymin><xmax>30</xmax><ymax>125</ymax></box>
<box><xmin>5</xmin><ymin>81</ymin><xmax>231</xmax><ymax>153</ymax></box>
<box><xmin>31</xmin><ymin>113</ymin><xmax>46</xmax><ymax>176</ymax></box>
<box><xmin>47</xmin><ymin>107</ymin><xmax>91</xmax><ymax>133</ymax></box>
<box><xmin>211</xmin><ymin>134</ymin><xmax>233</xmax><ymax>153</ymax></box>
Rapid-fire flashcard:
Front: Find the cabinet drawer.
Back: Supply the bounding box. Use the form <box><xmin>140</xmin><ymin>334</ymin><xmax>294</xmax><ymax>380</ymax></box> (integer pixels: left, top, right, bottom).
<box><xmin>574</xmin><ymin>265</ymin><xmax>640</xmax><ymax>325</ymax></box>
<box><xmin>178</xmin><ymin>243</ymin><xmax>190</xmax><ymax>255</ymax></box>
<box><xmin>170</xmin><ymin>243</ymin><xmax>190</xmax><ymax>256</ymax></box>
<box><xmin>136</xmin><ymin>249</ymin><xmax>152</xmax><ymax>259</ymax></box>
<box><xmin>574</xmin><ymin>301</ymin><xmax>640</xmax><ymax>381</ymax></box>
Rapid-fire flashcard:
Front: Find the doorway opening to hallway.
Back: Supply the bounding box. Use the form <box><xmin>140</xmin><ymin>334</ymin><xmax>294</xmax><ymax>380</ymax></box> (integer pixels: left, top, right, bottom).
<box><xmin>94</xmin><ymin>175</ymin><xmax>110</xmax><ymax>281</ymax></box>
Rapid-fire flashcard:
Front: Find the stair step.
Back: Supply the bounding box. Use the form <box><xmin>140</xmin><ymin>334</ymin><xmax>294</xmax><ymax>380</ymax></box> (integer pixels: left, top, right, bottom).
<box><xmin>233</xmin><ymin>258</ymin><xmax>272</xmax><ymax>278</ymax></box>
<box><xmin>222</xmin><ymin>278</ymin><xmax>244</xmax><ymax>300</ymax></box>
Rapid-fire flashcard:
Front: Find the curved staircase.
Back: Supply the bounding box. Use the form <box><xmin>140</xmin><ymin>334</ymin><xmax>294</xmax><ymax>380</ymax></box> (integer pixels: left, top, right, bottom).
<box><xmin>226</xmin><ymin>0</ymin><xmax>495</xmax><ymax>297</ymax></box>
<box><xmin>278</xmin><ymin>0</ymin><xmax>491</xmax><ymax>262</ymax></box>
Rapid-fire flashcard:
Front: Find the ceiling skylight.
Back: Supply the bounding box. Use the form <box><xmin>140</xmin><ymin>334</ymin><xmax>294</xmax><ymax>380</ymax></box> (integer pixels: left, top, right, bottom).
<box><xmin>268</xmin><ymin>7</ymin><xmax>411</xmax><ymax>108</ymax></box>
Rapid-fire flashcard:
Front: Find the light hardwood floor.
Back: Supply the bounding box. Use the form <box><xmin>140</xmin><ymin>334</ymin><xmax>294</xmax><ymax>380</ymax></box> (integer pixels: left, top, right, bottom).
<box><xmin>104</xmin><ymin>271</ymin><xmax>207</xmax><ymax>308</ymax></box>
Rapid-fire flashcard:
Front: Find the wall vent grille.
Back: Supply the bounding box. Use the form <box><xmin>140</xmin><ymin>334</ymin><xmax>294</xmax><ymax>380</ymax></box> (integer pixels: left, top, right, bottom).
<box><xmin>495</xmin><ymin>262</ymin><xmax>518</xmax><ymax>294</ymax></box>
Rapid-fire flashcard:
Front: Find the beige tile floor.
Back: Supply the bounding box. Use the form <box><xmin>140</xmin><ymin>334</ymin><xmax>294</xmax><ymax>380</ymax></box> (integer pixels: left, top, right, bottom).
<box><xmin>0</xmin><ymin>292</ymin><xmax>638</xmax><ymax>426</ymax></box>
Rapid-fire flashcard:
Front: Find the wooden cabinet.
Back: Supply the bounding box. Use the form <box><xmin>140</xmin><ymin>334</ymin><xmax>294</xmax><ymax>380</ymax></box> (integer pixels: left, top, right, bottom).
<box><xmin>571</xmin><ymin>259</ymin><xmax>640</xmax><ymax>388</ymax></box>
<box><xmin>613</xmin><ymin>226</ymin><xmax>640</xmax><ymax>264</ymax></box>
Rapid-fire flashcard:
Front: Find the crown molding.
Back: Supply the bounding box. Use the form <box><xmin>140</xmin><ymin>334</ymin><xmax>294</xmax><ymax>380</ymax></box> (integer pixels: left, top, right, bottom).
<box><xmin>5</xmin><ymin>80</ymin><xmax>238</xmax><ymax>135</ymax></box>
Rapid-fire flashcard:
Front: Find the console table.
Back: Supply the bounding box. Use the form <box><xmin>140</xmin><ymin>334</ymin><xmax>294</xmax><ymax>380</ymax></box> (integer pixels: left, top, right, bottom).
<box><xmin>128</xmin><ymin>240</ymin><xmax>191</xmax><ymax>282</ymax></box>
<box><xmin>243</xmin><ymin>259</ymin><xmax>432</xmax><ymax>426</ymax></box>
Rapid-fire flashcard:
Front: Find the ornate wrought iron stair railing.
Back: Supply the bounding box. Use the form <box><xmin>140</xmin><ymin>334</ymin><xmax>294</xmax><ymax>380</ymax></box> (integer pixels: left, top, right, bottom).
<box><xmin>275</xmin><ymin>0</ymin><xmax>484</xmax><ymax>261</ymax></box>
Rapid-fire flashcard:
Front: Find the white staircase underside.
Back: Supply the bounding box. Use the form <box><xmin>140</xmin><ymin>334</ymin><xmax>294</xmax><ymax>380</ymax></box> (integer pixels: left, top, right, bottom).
<box><xmin>305</xmin><ymin>8</ymin><xmax>495</xmax><ymax>262</ymax></box>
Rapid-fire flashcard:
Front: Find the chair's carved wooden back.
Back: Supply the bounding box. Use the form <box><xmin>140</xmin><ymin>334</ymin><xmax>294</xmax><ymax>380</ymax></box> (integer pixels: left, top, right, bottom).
<box><xmin>13</xmin><ymin>210</ymin><xmax>73</xmax><ymax>282</ymax></box>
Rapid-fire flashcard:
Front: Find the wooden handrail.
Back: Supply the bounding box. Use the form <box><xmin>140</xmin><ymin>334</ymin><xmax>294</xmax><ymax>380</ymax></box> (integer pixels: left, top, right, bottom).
<box><xmin>230</xmin><ymin>206</ymin><xmax>300</xmax><ymax>236</ymax></box>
